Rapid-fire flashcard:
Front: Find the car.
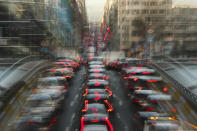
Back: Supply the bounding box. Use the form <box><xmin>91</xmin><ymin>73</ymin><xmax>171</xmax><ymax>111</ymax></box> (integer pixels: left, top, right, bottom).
<box><xmin>89</xmin><ymin>61</ymin><xmax>103</xmax><ymax>65</ymax></box>
<box><xmin>87</xmin><ymin>73</ymin><xmax>109</xmax><ymax>80</ymax></box>
<box><xmin>45</xmin><ymin>68</ymin><xmax>74</xmax><ymax>80</ymax></box>
<box><xmin>36</xmin><ymin>85</ymin><xmax>68</xmax><ymax>91</ymax></box>
<box><xmin>83</xmin><ymin>125</ymin><xmax>108</xmax><ymax>131</ymax></box>
<box><xmin>20</xmin><ymin>94</ymin><xmax>59</xmax><ymax>116</ymax></box>
<box><xmin>90</xmin><ymin>57</ymin><xmax>104</xmax><ymax>62</ymax></box>
<box><xmin>122</xmin><ymin>68</ymin><xmax>155</xmax><ymax>78</ymax></box>
<box><xmin>134</xmin><ymin>111</ymin><xmax>169</xmax><ymax>130</ymax></box>
<box><xmin>80</xmin><ymin>113</ymin><xmax>114</xmax><ymax>131</ymax></box>
<box><xmin>88</xmin><ymin>68</ymin><xmax>106</xmax><ymax>73</ymax></box>
<box><xmin>83</xmin><ymin>94</ymin><xmax>114</xmax><ymax>112</ymax></box>
<box><xmin>146</xmin><ymin>94</ymin><xmax>172</xmax><ymax>105</ymax></box>
<box><xmin>125</xmin><ymin>75</ymin><xmax>162</xmax><ymax>88</ymax></box>
<box><xmin>131</xmin><ymin>90</ymin><xmax>161</xmax><ymax>101</ymax></box>
<box><xmin>37</xmin><ymin>76</ymin><xmax>68</xmax><ymax>88</ymax></box>
<box><xmin>83</xmin><ymin>88</ymin><xmax>112</xmax><ymax>97</ymax></box>
<box><xmin>52</xmin><ymin>62</ymin><xmax>74</xmax><ymax>71</ymax></box>
<box><xmin>58</xmin><ymin>59</ymin><xmax>80</xmax><ymax>69</ymax></box>
<box><xmin>33</xmin><ymin>89</ymin><xmax>65</xmax><ymax>102</ymax></box>
<box><xmin>133</xmin><ymin>94</ymin><xmax>172</xmax><ymax>112</ymax></box>
<box><xmin>81</xmin><ymin>103</ymin><xmax>108</xmax><ymax>115</ymax></box>
<box><xmin>89</xmin><ymin>65</ymin><xmax>105</xmax><ymax>69</ymax></box>
<box><xmin>144</xmin><ymin>121</ymin><xmax>180</xmax><ymax>131</ymax></box>
<box><xmin>87</xmin><ymin>79</ymin><xmax>110</xmax><ymax>89</ymax></box>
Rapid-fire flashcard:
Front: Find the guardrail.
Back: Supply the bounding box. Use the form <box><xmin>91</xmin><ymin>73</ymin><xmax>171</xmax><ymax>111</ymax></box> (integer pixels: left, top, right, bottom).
<box><xmin>149</xmin><ymin>62</ymin><xmax>197</xmax><ymax>129</ymax></box>
<box><xmin>0</xmin><ymin>60</ymin><xmax>53</xmax><ymax>131</ymax></box>
<box><xmin>0</xmin><ymin>55</ymin><xmax>43</xmax><ymax>81</ymax></box>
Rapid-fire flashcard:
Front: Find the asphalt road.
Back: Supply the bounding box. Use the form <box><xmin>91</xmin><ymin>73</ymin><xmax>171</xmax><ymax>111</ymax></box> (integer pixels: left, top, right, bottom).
<box><xmin>54</xmin><ymin>66</ymin><xmax>86</xmax><ymax>131</ymax></box>
<box><xmin>107</xmin><ymin>71</ymin><xmax>140</xmax><ymax>131</ymax></box>
<box><xmin>53</xmin><ymin>67</ymin><xmax>141</xmax><ymax>131</ymax></box>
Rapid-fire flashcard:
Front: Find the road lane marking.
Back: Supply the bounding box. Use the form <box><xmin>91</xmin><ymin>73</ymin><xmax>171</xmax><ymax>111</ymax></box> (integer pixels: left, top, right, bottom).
<box><xmin>70</xmin><ymin>101</ymin><xmax>75</xmax><ymax>107</ymax></box>
<box><xmin>119</xmin><ymin>100</ymin><xmax>123</xmax><ymax>106</ymax></box>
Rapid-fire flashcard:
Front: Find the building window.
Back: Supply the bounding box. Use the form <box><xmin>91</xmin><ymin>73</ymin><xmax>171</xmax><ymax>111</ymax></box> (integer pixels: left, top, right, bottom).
<box><xmin>150</xmin><ymin>2</ymin><xmax>157</xmax><ymax>6</ymax></box>
<box><xmin>142</xmin><ymin>10</ymin><xmax>149</xmax><ymax>14</ymax></box>
<box><xmin>159</xmin><ymin>10</ymin><xmax>166</xmax><ymax>14</ymax></box>
<box><xmin>133</xmin><ymin>1</ymin><xmax>139</xmax><ymax>5</ymax></box>
<box><xmin>150</xmin><ymin>10</ymin><xmax>158</xmax><ymax>14</ymax></box>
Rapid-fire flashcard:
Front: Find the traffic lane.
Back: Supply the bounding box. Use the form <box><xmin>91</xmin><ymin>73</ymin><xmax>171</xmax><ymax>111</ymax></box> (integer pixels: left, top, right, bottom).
<box><xmin>53</xmin><ymin>66</ymin><xmax>86</xmax><ymax>131</ymax></box>
<box><xmin>107</xmin><ymin>71</ymin><xmax>139</xmax><ymax>131</ymax></box>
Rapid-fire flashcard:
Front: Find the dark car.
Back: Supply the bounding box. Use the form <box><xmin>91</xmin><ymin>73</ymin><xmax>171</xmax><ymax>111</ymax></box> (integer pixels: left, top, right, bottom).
<box><xmin>81</xmin><ymin>113</ymin><xmax>114</xmax><ymax>131</ymax></box>
<box><xmin>83</xmin><ymin>94</ymin><xmax>114</xmax><ymax>112</ymax></box>
<box><xmin>37</xmin><ymin>76</ymin><xmax>68</xmax><ymax>87</ymax></box>
<box><xmin>134</xmin><ymin>111</ymin><xmax>169</xmax><ymax>130</ymax></box>
<box><xmin>87</xmin><ymin>79</ymin><xmax>110</xmax><ymax>89</ymax></box>
<box><xmin>133</xmin><ymin>94</ymin><xmax>172</xmax><ymax>112</ymax></box>
<box><xmin>144</xmin><ymin>121</ymin><xmax>180</xmax><ymax>131</ymax></box>
<box><xmin>45</xmin><ymin>68</ymin><xmax>74</xmax><ymax>80</ymax></box>
<box><xmin>126</xmin><ymin>75</ymin><xmax>162</xmax><ymax>88</ymax></box>
<box><xmin>81</xmin><ymin>103</ymin><xmax>108</xmax><ymax>115</ymax></box>
<box><xmin>88</xmin><ymin>73</ymin><xmax>109</xmax><ymax>80</ymax></box>
<box><xmin>18</xmin><ymin>94</ymin><xmax>58</xmax><ymax>121</ymax></box>
<box><xmin>131</xmin><ymin>90</ymin><xmax>161</xmax><ymax>101</ymax></box>
<box><xmin>83</xmin><ymin>88</ymin><xmax>112</xmax><ymax>97</ymax></box>
<box><xmin>123</xmin><ymin>68</ymin><xmax>155</xmax><ymax>78</ymax></box>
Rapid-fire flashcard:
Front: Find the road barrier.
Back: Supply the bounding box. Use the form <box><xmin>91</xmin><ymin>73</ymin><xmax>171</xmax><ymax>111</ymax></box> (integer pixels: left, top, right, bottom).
<box><xmin>0</xmin><ymin>60</ymin><xmax>52</xmax><ymax>131</ymax></box>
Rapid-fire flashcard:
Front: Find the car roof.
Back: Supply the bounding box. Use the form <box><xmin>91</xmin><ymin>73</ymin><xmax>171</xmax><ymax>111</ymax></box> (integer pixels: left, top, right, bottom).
<box><xmin>83</xmin><ymin>113</ymin><xmax>108</xmax><ymax>121</ymax></box>
<box><xmin>85</xmin><ymin>94</ymin><xmax>109</xmax><ymax>100</ymax></box>
<box><xmin>89</xmin><ymin>65</ymin><xmax>104</xmax><ymax>67</ymax></box>
<box><xmin>137</xmin><ymin>112</ymin><xmax>160</xmax><ymax>118</ymax></box>
<box><xmin>38</xmin><ymin>76</ymin><xmax>65</xmax><ymax>81</ymax></box>
<box><xmin>152</xmin><ymin>122</ymin><xmax>179</xmax><ymax>130</ymax></box>
<box><xmin>134</xmin><ymin>90</ymin><xmax>161</xmax><ymax>95</ymax></box>
<box><xmin>87</xmin><ymin>89</ymin><xmax>106</xmax><ymax>93</ymax></box>
<box><xmin>84</xmin><ymin>125</ymin><xmax>108</xmax><ymax>131</ymax></box>
<box><xmin>89</xmin><ymin>73</ymin><xmax>105</xmax><ymax>76</ymax></box>
<box><xmin>128</xmin><ymin>75</ymin><xmax>162</xmax><ymax>81</ymax></box>
<box><xmin>89</xmin><ymin>69</ymin><xmax>105</xmax><ymax>71</ymax></box>
<box><xmin>87</xmin><ymin>80</ymin><xmax>109</xmax><ymax>86</ymax></box>
<box><xmin>28</xmin><ymin>94</ymin><xmax>51</xmax><ymax>100</ymax></box>
<box><xmin>87</xmin><ymin>103</ymin><xmax>106</xmax><ymax>109</ymax></box>
<box><xmin>137</xmin><ymin>112</ymin><xmax>169</xmax><ymax>118</ymax></box>
<box><xmin>147</xmin><ymin>95</ymin><xmax>171</xmax><ymax>101</ymax></box>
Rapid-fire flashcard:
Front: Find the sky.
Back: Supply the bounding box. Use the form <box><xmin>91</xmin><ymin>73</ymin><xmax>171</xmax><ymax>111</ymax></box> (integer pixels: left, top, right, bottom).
<box><xmin>86</xmin><ymin>0</ymin><xmax>197</xmax><ymax>22</ymax></box>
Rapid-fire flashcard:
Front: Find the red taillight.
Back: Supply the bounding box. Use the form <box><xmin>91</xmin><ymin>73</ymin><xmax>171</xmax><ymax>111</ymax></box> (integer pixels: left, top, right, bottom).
<box><xmin>146</xmin><ymin>80</ymin><xmax>158</xmax><ymax>83</ymax></box>
<box><xmin>93</xmin><ymin>70</ymin><xmax>100</xmax><ymax>73</ymax></box>
<box><xmin>132</xmin><ymin>99</ymin><xmax>139</xmax><ymax>103</ymax></box>
<box><xmin>105</xmin><ymin>117</ymin><xmax>114</xmax><ymax>131</ymax></box>
<box><xmin>80</xmin><ymin>117</ymin><xmax>84</xmax><ymax>131</ymax></box>
<box><xmin>145</xmin><ymin>108</ymin><xmax>154</xmax><ymax>111</ymax></box>
<box><xmin>142</xmin><ymin>72</ymin><xmax>151</xmax><ymax>75</ymax></box>
<box><xmin>64</xmin><ymin>75</ymin><xmax>72</xmax><ymax>78</ymax></box>
<box><xmin>94</xmin><ymin>92</ymin><xmax>101</xmax><ymax>101</ymax></box>
<box><xmin>64</xmin><ymin>86</ymin><xmax>68</xmax><ymax>89</ymax></box>
<box><xmin>94</xmin><ymin>81</ymin><xmax>101</xmax><ymax>86</ymax></box>
<box><xmin>83</xmin><ymin>89</ymin><xmax>88</xmax><ymax>96</ymax></box>
<box><xmin>133</xmin><ymin>78</ymin><xmax>138</xmax><ymax>81</ymax></box>
<box><xmin>91</xmin><ymin>120</ymin><xmax>99</xmax><ymax>123</ymax></box>
<box><xmin>104</xmin><ymin>100</ymin><xmax>114</xmax><ymax>112</ymax></box>
<box><xmin>51</xmin><ymin>119</ymin><xmax>56</xmax><ymax>123</ymax></box>
<box><xmin>151</xmin><ymin>100</ymin><xmax>158</xmax><ymax>103</ymax></box>
<box><xmin>163</xmin><ymin>87</ymin><xmax>168</xmax><ymax>93</ymax></box>
<box><xmin>105</xmin><ymin>88</ymin><xmax>112</xmax><ymax>96</ymax></box>
<box><xmin>105</xmin><ymin>76</ymin><xmax>109</xmax><ymax>80</ymax></box>
<box><xmin>126</xmin><ymin>84</ymin><xmax>130</xmax><ymax>88</ymax></box>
